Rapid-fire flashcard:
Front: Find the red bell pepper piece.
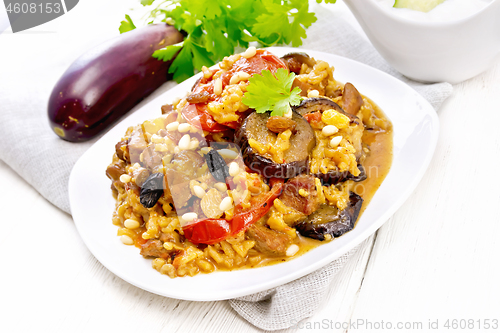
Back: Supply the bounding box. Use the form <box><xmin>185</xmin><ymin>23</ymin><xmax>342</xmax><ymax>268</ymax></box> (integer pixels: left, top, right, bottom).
<box><xmin>183</xmin><ymin>50</ymin><xmax>288</xmax><ymax>133</ymax></box>
<box><xmin>182</xmin><ymin>103</ymin><xmax>231</xmax><ymax>133</ymax></box>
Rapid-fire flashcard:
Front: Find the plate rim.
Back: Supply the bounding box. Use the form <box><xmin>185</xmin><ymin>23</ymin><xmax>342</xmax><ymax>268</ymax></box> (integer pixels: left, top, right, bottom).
<box><xmin>69</xmin><ymin>47</ymin><xmax>439</xmax><ymax>301</ymax></box>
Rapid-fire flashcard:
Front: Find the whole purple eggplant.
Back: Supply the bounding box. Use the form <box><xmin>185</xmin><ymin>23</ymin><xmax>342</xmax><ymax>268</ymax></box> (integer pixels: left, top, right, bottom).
<box><xmin>48</xmin><ymin>24</ymin><xmax>183</xmax><ymax>142</ymax></box>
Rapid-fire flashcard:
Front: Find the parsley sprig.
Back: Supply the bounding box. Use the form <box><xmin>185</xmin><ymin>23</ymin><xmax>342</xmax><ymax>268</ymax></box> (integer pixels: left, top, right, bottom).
<box><xmin>120</xmin><ymin>0</ymin><xmax>337</xmax><ymax>82</ymax></box>
<box><xmin>242</xmin><ymin>68</ymin><xmax>302</xmax><ymax>117</ymax></box>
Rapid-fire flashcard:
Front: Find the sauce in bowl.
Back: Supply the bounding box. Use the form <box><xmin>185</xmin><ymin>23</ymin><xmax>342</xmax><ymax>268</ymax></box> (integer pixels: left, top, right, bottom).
<box><xmin>375</xmin><ymin>0</ymin><xmax>492</xmax><ymax>22</ymax></box>
<box><xmin>344</xmin><ymin>0</ymin><xmax>500</xmax><ymax>83</ymax></box>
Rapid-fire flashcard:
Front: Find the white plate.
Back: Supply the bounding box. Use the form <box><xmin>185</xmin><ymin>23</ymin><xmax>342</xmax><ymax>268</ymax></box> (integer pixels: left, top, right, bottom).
<box><xmin>69</xmin><ymin>47</ymin><xmax>439</xmax><ymax>301</ymax></box>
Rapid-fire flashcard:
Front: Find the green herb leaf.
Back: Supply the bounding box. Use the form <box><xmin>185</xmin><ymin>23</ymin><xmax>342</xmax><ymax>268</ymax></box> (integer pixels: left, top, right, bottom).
<box><xmin>242</xmin><ymin>68</ymin><xmax>302</xmax><ymax>117</ymax></box>
<box><xmin>251</xmin><ymin>2</ymin><xmax>291</xmax><ymax>45</ymax></box>
<box><xmin>152</xmin><ymin>42</ymin><xmax>183</xmax><ymax>62</ymax></box>
<box><xmin>123</xmin><ymin>0</ymin><xmax>336</xmax><ymax>81</ymax></box>
<box><xmin>168</xmin><ymin>44</ymin><xmax>196</xmax><ymax>83</ymax></box>
<box><xmin>288</xmin><ymin>0</ymin><xmax>317</xmax><ymax>47</ymax></box>
<box><xmin>251</xmin><ymin>0</ymin><xmax>317</xmax><ymax>47</ymax></box>
<box><xmin>119</xmin><ymin>15</ymin><xmax>136</xmax><ymax>34</ymax></box>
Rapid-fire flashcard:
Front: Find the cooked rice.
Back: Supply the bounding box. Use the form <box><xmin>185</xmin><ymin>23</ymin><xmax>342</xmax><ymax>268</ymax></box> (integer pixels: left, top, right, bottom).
<box><xmin>106</xmin><ymin>51</ymin><xmax>392</xmax><ymax>278</ymax></box>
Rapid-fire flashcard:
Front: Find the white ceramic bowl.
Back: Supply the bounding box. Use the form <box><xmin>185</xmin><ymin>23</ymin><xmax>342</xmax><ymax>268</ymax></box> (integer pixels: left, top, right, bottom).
<box><xmin>344</xmin><ymin>0</ymin><xmax>500</xmax><ymax>84</ymax></box>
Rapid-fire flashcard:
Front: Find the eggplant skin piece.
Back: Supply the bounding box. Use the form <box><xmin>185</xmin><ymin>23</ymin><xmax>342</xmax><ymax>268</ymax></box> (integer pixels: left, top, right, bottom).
<box><xmin>235</xmin><ymin>111</ymin><xmax>315</xmax><ymax>179</ymax></box>
<box><xmin>313</xmin><ymin>164</ymin><xmax>367</xmax><ymax>185</ymax></box>
<box><xmin>48</xmin><ymin>24</ymin><xmax>183</xmax><ymax>142</ymax></box>
<box><xmin>281</xmin><ymin>52</ymin><xmax>316</xmax><ymax>75</ymax></box>
<box><xmin>293</xmin><ymin>97</ymin><xmax>359</xmax><ymax>125</ymax></box>
<box><xmin>296</xmin><ymin>192</ymin><xmax>364</xmax><ymax>241</ymax></box>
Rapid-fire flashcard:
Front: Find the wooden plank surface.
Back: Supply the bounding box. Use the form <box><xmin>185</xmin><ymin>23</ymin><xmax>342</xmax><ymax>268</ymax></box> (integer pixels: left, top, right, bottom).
<box><xmin>348</xmin><ymin>61</ymin><xmax>500</xmax><ymax>330</ymax></box>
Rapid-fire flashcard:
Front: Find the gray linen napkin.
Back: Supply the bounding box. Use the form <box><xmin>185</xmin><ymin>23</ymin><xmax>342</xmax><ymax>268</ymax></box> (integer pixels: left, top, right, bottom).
<box><xmin>0</xmin><ymin>2</ymin><xmax>452</xmax><ymax>331</ymax></box>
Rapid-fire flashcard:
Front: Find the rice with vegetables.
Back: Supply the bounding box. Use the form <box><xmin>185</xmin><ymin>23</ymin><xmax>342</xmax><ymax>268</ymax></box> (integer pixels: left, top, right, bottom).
<box><xmin>106</xmin><ymin>48</ymin><xmax>392</xmax><ymax>278</ymax></box>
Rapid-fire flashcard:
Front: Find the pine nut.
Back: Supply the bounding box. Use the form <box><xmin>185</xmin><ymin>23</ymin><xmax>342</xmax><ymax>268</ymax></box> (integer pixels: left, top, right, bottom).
<box><xmin>124</xmin><ymin>219</ymin><xmax>140</xmax><ymax>229</ymax></box>
<box><xmin>193</xmin><ymin>185</ymin><xmax>206</xmax><ymax>198</ymax></box>
<box><xmin>307</xmin><ymin>89</ymin><xmax>320</xmax><ymax>98</ymax></box>
<box><xmin>239</xmin><ymin>72</ymin><xmax>251</xmax><ymax>81</ymax></box>
<box><xmin>329</xmin><ymin>136</ymin><xmax>342</xmax><ymax>148</ymax></box>
<box><xmin>189</xmin><ymin>138</ymin><xmax>199</xmax><ymax>150</ymax></box>
<box><xmin>229</xmin><ymin>74</ymin><xmax>238</xmax><ymax>85</ymax></box>
<box><xmin>166</xmin><ymin>121</ymin><xmax>179</xmax><ymax>131</ymax></box>
<box><xmin>286</xmin><ymin>244</ymin><xmax>299</xmax><ymax>256</ymax></box>
<box><xmin>178</xmin><ymin>134</ymin><xmax>191</xmax><ymax>150</ymax></box>
<box><xmin>178</xmin><ymin>123</ymin><xmax>191</xmax><ymax>133</ymax></box>
<box><xmin>214</xmin><ymin>182</ymin><xmax>227</xmax><ymax>192</ymax></box>
<box><xmin>284</xmin><ymin>106</ymin><xmax>293</xmax><ymax>119</ymax></box>
<box><xmin>242</xmin><ymin>46</ymin><xmax>257</xmax><ymax>58</ymax></box>
<box><xmin>119</xmin><ymin>174</ymin><xmax>131</xmax><ymax>183</ymax></box>
<box><xmin>219</xmin><ymin>196</ymin><xmax>233</xmax><ymax>212</ymax></box>
<box><xmin>322</xmin><ymin>125</ymin><xmax>339</xmax><ymax>136</ymax></box>
<box><xmin>182</xmin><ymin>212</ymin><xmax>198</xmax><ymax>222</ymax></box>
<box><xmin>199</xmin><ymin>147</ymin><xmax>212</xmax><ymax>155</ymax></box>
<box><xmin>214</xmin><ymin>78</ymin><xmax>223</xmax><ymax>95</ymax></box>
<box><xmin>202</xmin><ymin>65</ymin><xmax>212</xmax><ymax>79</ymax></box>
<box><xmin>230</xmin><ymin>71</ymin><xmax>251</xmax><ymax>85</ymax></box>
<box><xmin>228</xmin><ymin>162</ymin><xmax>240</xmax><ymax>177</ymax></box>
<box><xmin>218</xmin><ymin>149</ymin><xmax>238</xmax><ymax>159</ymax></box>
<box><xmin>120</xmin><ymin>235</ymin><xmax>134</xmax><ymax>246</ymax></box>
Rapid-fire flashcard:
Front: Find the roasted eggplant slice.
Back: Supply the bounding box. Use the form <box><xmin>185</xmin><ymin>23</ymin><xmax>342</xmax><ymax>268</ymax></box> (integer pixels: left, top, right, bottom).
<box><xmin>235</xmin><ymin>111</ymin><xmax>315</xmax><ymax>179</ymax></box>
<box><xmin>296</xmin><ymin>192</ymin><xmax>363</xmax><ymax>240</ymax></box>
<box><xmin>281</xmin><ymin>53</ymin><xmax>318</xmax><ymax>96</ymax></box>
<box><xmin>294</xmin><ymin>97</ymin><xmax>366</xmax><ymax>183</ymax></box>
